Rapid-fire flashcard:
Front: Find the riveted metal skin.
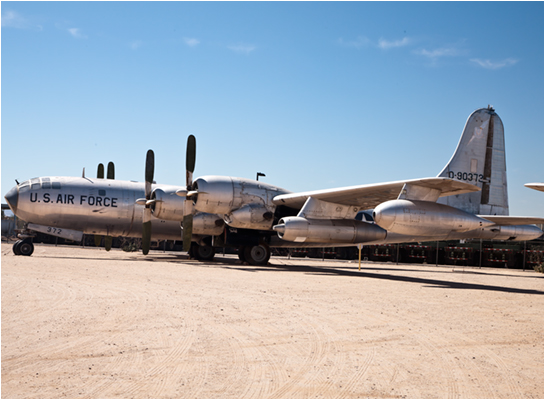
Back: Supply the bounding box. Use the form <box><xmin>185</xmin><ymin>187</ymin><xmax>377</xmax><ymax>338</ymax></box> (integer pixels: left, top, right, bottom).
<box><xmin>373</xmin><ymin>199</ymin><xmax>495</xmax><ymax>236</ymax></box>
<box><xmin>274</xmin><ymin>217</ymin><xmax>387</xmax><ymax>243</ymax></box>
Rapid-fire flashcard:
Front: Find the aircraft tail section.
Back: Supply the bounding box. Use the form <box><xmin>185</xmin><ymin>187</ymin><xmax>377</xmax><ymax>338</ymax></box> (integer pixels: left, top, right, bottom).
<box><xmin>437</xmin><ymin>106</ymin><xmax>509</xmax><ymax>216</ymax></box>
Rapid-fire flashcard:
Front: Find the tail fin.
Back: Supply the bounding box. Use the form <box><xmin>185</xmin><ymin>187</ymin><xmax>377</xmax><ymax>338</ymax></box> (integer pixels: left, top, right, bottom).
<box><xmin>437</xmin><ymin>106</ymin><xmax>509</xmax><ymax>215</ymax></box>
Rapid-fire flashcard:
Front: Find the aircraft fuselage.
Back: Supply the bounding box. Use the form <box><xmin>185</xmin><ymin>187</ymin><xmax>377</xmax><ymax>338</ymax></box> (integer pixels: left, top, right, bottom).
<box><xmin>5</xmin><ymin>176</ymin><xmax>183</xmax><ymax>240</ymax></box>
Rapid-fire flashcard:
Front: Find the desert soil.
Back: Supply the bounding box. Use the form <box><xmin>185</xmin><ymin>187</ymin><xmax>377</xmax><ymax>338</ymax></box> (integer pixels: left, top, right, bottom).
<box><xmin>1</xmin><ymin>243</ymin><xmax>543</xmax><ymax>399</ymax></box>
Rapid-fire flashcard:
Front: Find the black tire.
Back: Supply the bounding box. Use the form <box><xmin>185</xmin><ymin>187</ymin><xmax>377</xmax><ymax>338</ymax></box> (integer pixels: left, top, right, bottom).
<box><xmin>244</xmin><ymin>244</ymin><xmax>270</xmax><ymax>266</ymax></box>
<box><xmin>19</xmin><ymin>240</ymin><xmax>34</xmax><ymax>256</ymax></box>
<box><xmin>13</xmin><ymin>240</ymin><xmax>22</xmax><ymax>256</ymax></box>
<box><xmin>193</xmin><ymin>243</ymin><xmax>215</xmax><ymax>261</ymax></box>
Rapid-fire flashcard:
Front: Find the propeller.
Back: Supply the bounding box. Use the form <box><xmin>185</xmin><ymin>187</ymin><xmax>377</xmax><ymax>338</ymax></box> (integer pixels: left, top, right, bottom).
<box><xmin>182</xmin><ymin>135</ymin><xmax>196</xmax><ymax>252</ymax></box>
<box><xmin>141</xmin><ymin>150</ymin><xmax>154</xmax><ymax>255</ymax></box>
<box><xmin>107</xmin><ymin>161</ymin><xmax>115</xmax><ymax>180</ymax></box>
<box><xmin>94</xmin><ymin>164</ymin><xmax>106</xmax><ymax>247</ymax></box>
<box><xmin>103</xmin><ymin>162</ymin><xmax>115</xmax><ymax>251</ymax></box>
<box><xmin>97</xmin><ymin>163</ymin><xmax>105</xmax><ymax>179</ymax></box>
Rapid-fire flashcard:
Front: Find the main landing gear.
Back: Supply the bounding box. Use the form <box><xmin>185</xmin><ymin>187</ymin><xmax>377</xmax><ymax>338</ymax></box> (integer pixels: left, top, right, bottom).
<box><xmin>238</xmin><ymin>243</ymin><xmax>271</xmax><ymax>266</ymax></box>
<box><xmin>189</xmin><ymin>242</ymin><xmax>271</xmax><ymax>266</ymax></box>
<box><xmin>12</xmin><ymin>238</ymin><xmax>34</xmax><ymax>256</ymax></box>
<box><xmin>189</xmin><ymin>242</ymin><xmax>216</xmax><ymax>261</ymax></box>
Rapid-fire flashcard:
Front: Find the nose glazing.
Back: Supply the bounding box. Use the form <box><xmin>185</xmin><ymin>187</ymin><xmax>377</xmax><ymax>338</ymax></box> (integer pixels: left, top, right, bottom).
<box><xmin>4</xmin><ymin>186</ymin><xmax>18</xmax><ymax>214</ymax></box>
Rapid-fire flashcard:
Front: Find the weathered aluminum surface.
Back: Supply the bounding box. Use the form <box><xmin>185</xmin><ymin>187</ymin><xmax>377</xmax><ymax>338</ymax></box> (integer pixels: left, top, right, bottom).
<box><xmin>373</xmin><ymin>199</ymin><xmax>495</xmax><ymax>236</ymax></box>
<box><xmin>7</xmin><ymin>176</ymin><xmax>182</xmax><ymax>240</ymax></box>
<box><xmin>272</xmin><ymin>177</ymin><xmax>480</xmax><ymax>210</ymax></box>
<box><xmin>437</xmin><ymin>107</ymin><xmax>509</xmax><ymax>215</ymax></box>
<box><xmin>274</xmin><ymin>217</ymin><xmax>386</xmax><ymax>243</ymax></box>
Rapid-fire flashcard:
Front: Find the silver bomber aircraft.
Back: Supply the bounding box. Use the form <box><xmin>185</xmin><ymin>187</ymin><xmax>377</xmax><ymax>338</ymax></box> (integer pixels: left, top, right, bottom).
<box><xmin>5</xmin><ymin>106</ymin><xmax>543</xmax><ymax>264</ymax></box>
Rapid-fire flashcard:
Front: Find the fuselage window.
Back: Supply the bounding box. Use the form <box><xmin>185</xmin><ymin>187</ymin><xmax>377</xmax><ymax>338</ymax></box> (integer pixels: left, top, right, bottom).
<box><xmin>99</xmin><ymin>189</ymin><xmax>106</xmax><ymax>196</ymax></box>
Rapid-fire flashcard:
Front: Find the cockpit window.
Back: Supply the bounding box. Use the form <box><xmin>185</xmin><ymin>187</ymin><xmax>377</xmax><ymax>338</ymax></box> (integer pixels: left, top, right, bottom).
<box><xmin>19</xmin><ymin>181</ymin><xmax>30</xmax><ymax>192</ymax></box>
<box><xmin>52</xmin><ymin>182</ymin><xmax>61</xmax><ymax>189</ymax></box>
<box><xmin>30</xmin><ymin>178</ymin><xmax>40</xmax><ymax>190</ymax></box>
<box><xmin>42</xmin><ymin>178</ymin><xmax>51</xmax><ymax>189</ymax></box>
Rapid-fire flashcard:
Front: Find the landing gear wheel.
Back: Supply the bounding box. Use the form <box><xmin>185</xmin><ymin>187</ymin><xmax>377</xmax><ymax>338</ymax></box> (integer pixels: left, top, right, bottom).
<box><xmin>18</xmin><ymin>239</ymin><xmax>34</xmax><ymax>256</ymax></box>
<box><xmin>13</xmin><ymin>240</ymin><xmax>22</xmax><ymax>256</ymax></box>
<box><xmin>244</xmin><ymin>244</ymin><xmax>270</xmax><ymax>266</ymax></box>
<box><xmin>191</xmin><ymin>243</ymin><xmax>215</xmax><ymax>261</ymax></box>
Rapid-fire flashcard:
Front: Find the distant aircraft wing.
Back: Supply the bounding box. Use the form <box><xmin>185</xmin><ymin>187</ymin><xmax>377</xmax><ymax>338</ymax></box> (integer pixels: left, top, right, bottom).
<box><xmin>478</xmin><ymin>216</ymin><xmax>544</xmax><ymax>226</ymax></box>
<box><xmin>272</xmin><ymin>177</ymin><xmax>480</xmax><ymax>210</ymax></box>
<box><xmin>524</xmin><ymin>183</ymin><xmax>544</xmax><ymax>192</ymax></box>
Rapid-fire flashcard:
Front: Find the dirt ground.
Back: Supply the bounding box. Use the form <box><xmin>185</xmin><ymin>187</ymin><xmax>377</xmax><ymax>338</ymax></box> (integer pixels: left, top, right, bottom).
<box><xmin>1</xmin><ymin>243</ymin><xmax>543</xmax><ymax>399</ymax></box>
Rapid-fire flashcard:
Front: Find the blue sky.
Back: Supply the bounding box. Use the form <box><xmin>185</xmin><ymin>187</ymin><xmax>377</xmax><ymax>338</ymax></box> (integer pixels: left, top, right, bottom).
<box><xmin>2</xmin><ymin>1</ymin><xmax>543</xmax><ymax>217</ymax></box>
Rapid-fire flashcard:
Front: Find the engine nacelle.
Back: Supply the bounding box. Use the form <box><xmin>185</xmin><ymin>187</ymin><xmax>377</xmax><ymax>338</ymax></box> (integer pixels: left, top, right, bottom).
<box><xmin>193</xmin><ymin>176</ymin><xmax>288</xmax><ymax>229</ymax></box>
<box><xmin>465</xmin><ymin>224</ymin><xmax>543</xmax><ymax>241</ymax></box>
<box><xmin>192</xmin><ymin>212</ymin><xmax>225</xmax><ymax>236</ymax></box>
<box><xmin>373</xmin><ymin>199</ymin><xmax>495</xmax><ymax>236</ymax></box>
<box><xmin>150</xmin><ymin>188</ymin><xmax>186</xmax><ymax>220</ymax></box>
<box><xmin>273</xmin><ymin>217</ymin><xmax>387</xmax><ymax>243</ymax></box>
<box><xmin>225</xmin><ymin>204</ymin><xmax>274</xmax><ymax>230</ymax></box>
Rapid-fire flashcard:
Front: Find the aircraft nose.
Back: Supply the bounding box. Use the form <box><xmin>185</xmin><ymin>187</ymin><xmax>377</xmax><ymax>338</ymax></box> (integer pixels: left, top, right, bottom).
<box><xmin>4</xmin><ymin>186</ymin><xmax>18</xmax><ymax>214</ymax></box>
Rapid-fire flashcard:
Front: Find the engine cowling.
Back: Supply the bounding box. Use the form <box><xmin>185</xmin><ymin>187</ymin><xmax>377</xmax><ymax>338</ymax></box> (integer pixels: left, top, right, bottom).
<box><xmin>191</xmin><ymin>212</ymin><xmax>225</xmax><ymax>236</ymax></box>
<box><xmin>225</xmin><ymin>204</ymin><xmax>274</xmax><ymax>230</ymax></box>
<box><xmin>193</xmin><ymin>176</ymin><xmax>288</xmax><ymax>230</ymax></box>
<box><xmin>373</xmin><ymin>199</ymin><xmax>495</xmax><ymax>236</ymax></box>
<box><xmin>273</xmin><ymin>217</ymin><xmax>387</xmax><ymax>243</ymax></box>
<box><xmin>150</xmin><ymin>188</ymin><xmax>186</xmax><ymax>220</ymax></box>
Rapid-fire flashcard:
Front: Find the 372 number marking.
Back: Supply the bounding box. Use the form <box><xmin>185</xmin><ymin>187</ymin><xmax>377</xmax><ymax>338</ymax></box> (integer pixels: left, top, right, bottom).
<box><xmin>46</xmin><ymin>227</ymin><xmax>62</xmax><ymax>235</ymax></box>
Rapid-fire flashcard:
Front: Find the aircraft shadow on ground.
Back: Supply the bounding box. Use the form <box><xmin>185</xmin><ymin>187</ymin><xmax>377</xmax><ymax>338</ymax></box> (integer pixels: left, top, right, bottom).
<box><xmin>21</xmin><ymin>251</ymin><xmax>543</xmax><ymax>296</ymax></box>
<box><xmin>224</xmin><ymin>261</ymin><xmax>544</xmax><ymax>296</ymax></box>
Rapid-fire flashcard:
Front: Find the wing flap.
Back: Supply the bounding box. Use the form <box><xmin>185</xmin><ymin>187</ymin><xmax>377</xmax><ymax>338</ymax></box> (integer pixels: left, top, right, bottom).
<box><xmin>273</xmin><ymin>178</ymin><xmax>480</xmax><ymax>210</ymax></box>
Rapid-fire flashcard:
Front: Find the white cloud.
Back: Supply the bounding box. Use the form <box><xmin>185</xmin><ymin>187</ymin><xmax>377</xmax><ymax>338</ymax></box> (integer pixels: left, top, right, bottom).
<box><xmin>68</xmin><ymin>28</ymin><xmax>87</xmax><ymax>39</ymax></box>
<box><xmin>414</xmin><ymin>47</ymin><xmax>461</xmax><ymax>59</ymax></box>
<box><xmin>184</xmin><ymin>37</ymin><xmax>200</xmax><ymax>47</ymax></box>
<box><xmin>378</xmin><ymin>37</ymin><xmax>411</xmax><ymax>49</ymax></box>
<box><xmin>337</xmin><ymin>36</ymin><xmax>371</xmax><ymax>49</ymax></box>
<box><xmin>470</xmin><ymin>58</ymin><xmax>518</xmax><ymax>69</ymax></box>
<box><xmin>228</xmin><ymin>44</ymin><xmax>256</xmax><ymax>54</ymax></box>
<box><xmin>2</xmin><ymin>10</ymin><xmax>32</xmax><ymax>29</ymax></box>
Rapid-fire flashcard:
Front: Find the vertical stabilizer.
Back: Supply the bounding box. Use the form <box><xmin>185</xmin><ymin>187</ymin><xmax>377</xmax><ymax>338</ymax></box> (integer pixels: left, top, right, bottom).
<box><xmin>437</xmin><ymin>107</ymin><xmax>508</xmax><ymax>215</ymax></box>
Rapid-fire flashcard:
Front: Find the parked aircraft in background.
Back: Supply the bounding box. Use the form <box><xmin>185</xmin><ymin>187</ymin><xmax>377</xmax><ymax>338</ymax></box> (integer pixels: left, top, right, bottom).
<box><xmin>525</xmin><ymin>183</ymin><xmax>544</xmax><ymax>192</ymax></box>
<box><xmin>5</xmin><ymin>106</ymin><xmax>543</xmax><ymax>264</ymax></box>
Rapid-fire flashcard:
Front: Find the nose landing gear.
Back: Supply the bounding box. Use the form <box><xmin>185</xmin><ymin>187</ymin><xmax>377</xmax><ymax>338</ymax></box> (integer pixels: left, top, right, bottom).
<box><xmin>12</xmin><ymin>238</ymin><xmax>34</xmax><ymax>256</ymax></box>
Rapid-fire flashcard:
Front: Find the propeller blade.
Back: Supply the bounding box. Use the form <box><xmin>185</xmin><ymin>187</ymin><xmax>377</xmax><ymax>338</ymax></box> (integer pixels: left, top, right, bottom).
<box><xmin>107</xmin><ymin>162</ymin><xmax>115</xmax><ymax>180</ymax></box>
<box><xmin>142</xmin><ymin>209</ymin><xmax>152</xmax><ymax>255</ymax></box>
<box><xmin>142</xmin><ymin>150</ymin><xmax>155</xmax><ymax>256</ymax></box>
<box><xmin>183</xmin><ymin>214</ymin><xmax>193</xmax><ymax>252</ymax></box>
<box><xmin>105</xmin><ymin>236</ymin><xmax>113</xmax><ymax>251</ymax></box>
<box><xmin>145</xmin><ymin>149</ymin><xmax>154</xmax><ymax>198</ymax></box>
<box><xmin>94</xmin><ymin>163</ymin><xmax>106</xmax><ymax>246</ymax></box>
<box><xmin>186</xmin><ymin>135</ymin><xmax>196</xmax><ymax>188</ymax></box>
<box><xmin>97</xmin><ymin>163</ymin><xmax>104</xmax><ymax>179</ymax></box>
<box><xmin>94</xmin><ymin>235</ymin><xmax>102</xmax><ymax>247</ymax></box>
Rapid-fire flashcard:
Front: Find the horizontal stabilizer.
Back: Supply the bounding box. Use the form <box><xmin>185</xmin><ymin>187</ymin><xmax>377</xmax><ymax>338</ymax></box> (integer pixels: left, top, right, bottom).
<box><xmin>273</xmin><ymin>177</ymin><xmax>480</xmax><ymax>210</ymax></box>
<box><xmin>478</xmin><ymin>215</ymin><xmax>544</xmax><ymax>226</ymax></box>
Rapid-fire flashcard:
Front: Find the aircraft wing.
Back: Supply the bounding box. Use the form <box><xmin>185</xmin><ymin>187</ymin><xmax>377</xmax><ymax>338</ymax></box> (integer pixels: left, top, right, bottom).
<box><xmin>272</xmin><ymin>177</ymin><xmax>480</xmax><ymax>210</ymax></box>
<box><xmin>524</xmin><ymin>183</ymin><xmax>544</xmax><ymax>192</ymax></box>
<box><xmin>478</xmin><ymin>216</ymin><xmax>544</xmax><ymax>226</ymax></box>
